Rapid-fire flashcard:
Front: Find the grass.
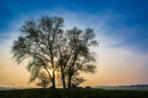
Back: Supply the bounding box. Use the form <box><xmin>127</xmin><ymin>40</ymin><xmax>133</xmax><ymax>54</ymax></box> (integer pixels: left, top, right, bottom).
<box><xmin>0</xmin><ymin>88</ymin><xmax>148</xmax><ymax>98</ymax></box>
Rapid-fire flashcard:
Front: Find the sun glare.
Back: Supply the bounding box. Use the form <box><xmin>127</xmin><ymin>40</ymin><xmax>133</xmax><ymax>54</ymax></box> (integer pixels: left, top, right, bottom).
<box><xmin>48</xmin><ymin>69</ymin><xmax>53</xmax><ymax>75</ymax></box>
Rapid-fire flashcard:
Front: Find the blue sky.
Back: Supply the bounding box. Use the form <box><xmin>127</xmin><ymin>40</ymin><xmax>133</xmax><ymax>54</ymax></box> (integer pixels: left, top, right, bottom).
<box><xmin>0</xmin><ymin>0</ymin><xmax>148</xmax><ymax>52</ymax></box>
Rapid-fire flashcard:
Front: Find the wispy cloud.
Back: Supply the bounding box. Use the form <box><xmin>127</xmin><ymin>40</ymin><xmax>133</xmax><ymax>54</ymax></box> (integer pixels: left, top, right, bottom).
<box><xmin>0</xmin><ymin>9</ymin><xmax>148</xmax><ymax>87</ymax></box>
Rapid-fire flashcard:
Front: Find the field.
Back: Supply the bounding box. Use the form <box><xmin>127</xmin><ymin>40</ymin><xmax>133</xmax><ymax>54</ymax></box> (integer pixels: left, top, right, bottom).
<box><xmin>0</xmin><ymin>88</ymin><xmax>148</xmax><ymax>98</ymax></box>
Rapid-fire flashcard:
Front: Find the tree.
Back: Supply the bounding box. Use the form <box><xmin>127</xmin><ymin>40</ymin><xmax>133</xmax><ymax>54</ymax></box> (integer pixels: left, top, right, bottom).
<box><xmin>12</xmin><ymin>16</ymin><xmax>64</xmax><ymax>88</ymax></box>
<box><xmin>55</xmin><ymin>27</ymin><xmax>98</xmax><ymax>88</ymax></box>
<box><xmin>64</xmin><ymin>27</ymin><xmax>97</xmax><ymax>88</ymax></box>
<box><xmin>12</xmin><ymin>16</ymin><xmax>98</xmax><ymax>88</ymax></box>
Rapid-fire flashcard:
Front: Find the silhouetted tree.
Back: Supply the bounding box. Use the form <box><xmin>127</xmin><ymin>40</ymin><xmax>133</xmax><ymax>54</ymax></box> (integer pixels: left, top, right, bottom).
<box><xmin>12</xmin><ymin>16</ymin><xmax>64</xmax><ymax>88</ymax></box>
<box><xmin>12</xmin><ymin>16</ymin><xmax>98</xmax><ymax>88</ymax></box>
<box><xmin>65</xmin><ymin>27</ymin><xmax>97</xmax><ymax>88</ymax></box>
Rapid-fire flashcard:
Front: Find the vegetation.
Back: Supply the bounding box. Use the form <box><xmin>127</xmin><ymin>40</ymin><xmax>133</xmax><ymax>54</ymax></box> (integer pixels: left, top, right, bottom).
<box><xmin>0</xmin><ymin>88</ymin><xmax>148</xmax><ymax>98</ymax></box>
<box><xmin>36</xmin><ymin>72</ymin><xmax>51</xmax><ymax>88</ymax></box>
<box><xmin>11</xmin><ymin>16</ymin><xmax>98</xmax><ymax>88</ymax></box>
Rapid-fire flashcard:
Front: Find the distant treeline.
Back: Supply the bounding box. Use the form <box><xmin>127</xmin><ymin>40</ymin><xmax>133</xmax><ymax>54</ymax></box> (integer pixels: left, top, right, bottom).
<box><xmin>122</xmin><ymin>84</ymin><xmax>148</xmax><ymax>87</ymax></box>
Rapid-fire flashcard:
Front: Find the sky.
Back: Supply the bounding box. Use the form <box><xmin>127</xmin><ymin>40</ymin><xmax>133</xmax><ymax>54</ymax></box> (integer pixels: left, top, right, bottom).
<box><xmin>0</xmin><ymin>0</ymin><xmax>148</xmax><ymax>87</ymax></box>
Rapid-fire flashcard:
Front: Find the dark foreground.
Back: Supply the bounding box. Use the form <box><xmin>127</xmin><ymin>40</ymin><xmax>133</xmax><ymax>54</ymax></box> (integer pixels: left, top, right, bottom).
<box><xmin>0</xmin><ymin>88</ymin><xmax>148</xmax><ymax>98</ymax></box>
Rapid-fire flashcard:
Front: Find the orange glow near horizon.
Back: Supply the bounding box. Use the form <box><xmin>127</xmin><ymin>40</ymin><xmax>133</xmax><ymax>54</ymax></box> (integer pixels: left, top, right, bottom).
<box><xmin>0</xmin><ymin>34</ymin><xmax>148</xmax><ymax>88</ymax></box>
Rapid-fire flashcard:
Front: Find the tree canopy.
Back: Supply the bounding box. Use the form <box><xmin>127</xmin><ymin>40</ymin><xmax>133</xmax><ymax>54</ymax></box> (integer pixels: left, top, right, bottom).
<box><xmin>12</xmin><ymin>16</ymin><xmax>98</xmax><ymax>88</ymax></box>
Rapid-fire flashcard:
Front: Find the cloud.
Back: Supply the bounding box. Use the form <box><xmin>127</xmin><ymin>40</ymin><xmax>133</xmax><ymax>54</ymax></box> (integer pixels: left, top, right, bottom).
<box><xmin>0</xmin><ymin>9</ymin><xmax>148</xmax><ymax>87</ymax></box>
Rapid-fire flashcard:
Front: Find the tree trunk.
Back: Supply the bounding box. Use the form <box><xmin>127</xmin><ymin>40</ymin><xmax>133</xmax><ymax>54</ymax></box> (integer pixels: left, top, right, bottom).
<box><xmin>68</xmin><ymin>75</ymin><xmax>72</xmax><ymax>88</ymax></box>
<box><xmin>67</xmin><ymin>53</ymin><xmax>77</xmax><ymax>88</ymax></box>
<box><xmin>52</xmin><ymin>72</ymin><xmax>56</xmax><ymax>88</ymax></box>
<box><xmin>61</xmin><ymin>71</ymin><xmax>66</xmax><ymax>88</ymax></box>
<box><xmin>60</xmin><ymin>65</ymin><xmax>66</xmax><ymax>88</ymax></box>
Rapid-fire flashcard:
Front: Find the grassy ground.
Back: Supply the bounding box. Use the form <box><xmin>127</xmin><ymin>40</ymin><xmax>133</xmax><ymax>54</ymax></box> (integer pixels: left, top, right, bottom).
<box><xmin>0</xmin><ymin>88</ymin><xmax>148</xmax><ymax>98</ymax></box>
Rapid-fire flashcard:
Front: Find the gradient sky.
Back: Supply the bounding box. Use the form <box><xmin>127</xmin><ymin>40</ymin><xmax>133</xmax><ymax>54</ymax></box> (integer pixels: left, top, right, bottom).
<box><xmin>0</xmin><ymin>0</ymin><xmax>148</xmax><ymax>87</ymax></box>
